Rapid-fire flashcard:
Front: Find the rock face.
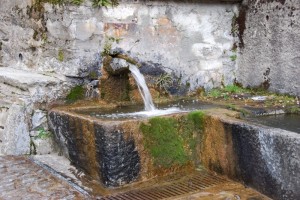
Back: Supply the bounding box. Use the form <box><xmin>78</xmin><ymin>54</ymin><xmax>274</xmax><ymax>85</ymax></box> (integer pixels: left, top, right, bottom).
<box><xmin>0</xmin><ymin>67</ymin><xmax>73</xmax><ymax>155</ymax></box>
<box><xmin>237</xmin><ymin>0</ymin><xmax>300</xmax><ymax>96</ymax></box>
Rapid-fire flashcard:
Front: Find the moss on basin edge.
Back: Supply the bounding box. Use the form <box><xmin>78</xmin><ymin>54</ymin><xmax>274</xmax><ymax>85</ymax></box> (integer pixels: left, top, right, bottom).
<box><xmin>140</xmin><ymin>111</ymin><xmax>205</xmax><ymax>170</ymax></box>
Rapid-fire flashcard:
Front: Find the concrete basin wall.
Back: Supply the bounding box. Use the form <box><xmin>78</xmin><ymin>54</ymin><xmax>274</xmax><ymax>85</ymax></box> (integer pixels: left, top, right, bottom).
<box><xmin>202</xmin><ymin>110</ymin><xmax>300</xmax><ymax>200</ymax></box>
<box><xmin>48</xmin><ymin>108</ymin><xmax>300</xmax><ymax>199</ymax></box>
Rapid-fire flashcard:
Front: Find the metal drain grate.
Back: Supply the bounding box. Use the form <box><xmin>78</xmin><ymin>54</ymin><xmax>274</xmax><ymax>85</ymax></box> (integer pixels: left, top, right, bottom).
<box><xmin>99</xmin><ymin>171</ymin><xmax>228</xmax><ymax>200</ymax></box>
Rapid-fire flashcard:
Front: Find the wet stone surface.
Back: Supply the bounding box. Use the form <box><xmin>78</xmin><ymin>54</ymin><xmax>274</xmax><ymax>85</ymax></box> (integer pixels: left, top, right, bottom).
<box><xmin>0</xmin><ymin>154</ymin><xmax>270</xmax><ymax>200</ymax></box>
<box><xmin>0</xmin><ymin>156</ymin><xmax>86</xmax><ymax>200</ymax></box>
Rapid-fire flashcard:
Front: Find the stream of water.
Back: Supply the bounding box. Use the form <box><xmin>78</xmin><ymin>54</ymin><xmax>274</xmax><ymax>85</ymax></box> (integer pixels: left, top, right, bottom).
<box><xmin>129</xmin><ymin>64</ymin><xmax>156</xmax><ymax>111</ymax></box>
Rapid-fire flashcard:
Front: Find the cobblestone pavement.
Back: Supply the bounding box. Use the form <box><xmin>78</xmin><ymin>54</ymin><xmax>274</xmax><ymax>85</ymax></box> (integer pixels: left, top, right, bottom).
<box><xmin>0</xmin><ymin>156</ymin><xmax>87</xmax><ymax>200</ymax></box>
<box><xmin>0</xmin><ymin>155</ymin><xmax>270</xmax><ymax>200</ymax></box>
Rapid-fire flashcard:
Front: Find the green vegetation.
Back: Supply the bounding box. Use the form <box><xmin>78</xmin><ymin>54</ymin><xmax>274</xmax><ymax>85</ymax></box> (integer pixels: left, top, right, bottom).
<box><xmin>66</xmin><ymin>85</ymin><xmax>85</xmax><ymax>102</ymax></box>
<box><xmin>202</xmin><ymin>84</ymin><xmax>299</xmax><ymax>114</ymax></box>
<box><xmin>101</xmin><ymin>36</ymin><xmax>122</xmax><ymax>56</ymax></box>
<box><xmin>140</xmin><ymin>111</ymin><xmax>205</xmax><ymax>169</ymax></box>
<box><xmin>230</xmin><ymin>54</ymin><xmax>237</xmax><ymax>61</ymax></box>
<box><xmin>224</xmin><ymin>84</ymin><xmax>246</xmax><ymax>93</ymax></box>
<box><xmin>58</xmin><ymin>49</ymin><xmax>64</xmax><ymax>62</ymax></box>
<box><xmin>92</xmin><ymin>0</ymin><xmax>119</xmax><ymax>7</ymax></box>
<box><xmin>207</xmin><ymin>84</ymin><xmax>250</xmax><ymax>99</ymax></box>
<box><xmin>187</xmin><ymin>111</ymin><xmax>205</xmax><ymax>130</ymax></box>
<box><xmin>155</xmin><ymin>73</ymin><xmax>173</xmax><ymax>93</ymax></box>
<box><xmin>70</xmin><ymin>0</ymin><xmax>84</xmax><ymax>5</ymax></box>
<box><xmin>89</xmin><ymin>71</ymin><xmax>98</xmax><ymax>79</ymax></box>
<box><xmin>231</xmin><ymin>14</ymin><xmax>238</xmax><ymax>36</ymax></box>
<box><xmin>141</xmin><ymin>117</ymin><xmax>188</xmax><ymax>168</ymax></box>
<box><xmin>286</xmin><ymin>106</ymin><xmax>300</xmax><ymax>114</ymax></box>
<box><xmin>35</xmin><ymin>128</ymin><xmax>52</xmax><ymax>139</ymax></box>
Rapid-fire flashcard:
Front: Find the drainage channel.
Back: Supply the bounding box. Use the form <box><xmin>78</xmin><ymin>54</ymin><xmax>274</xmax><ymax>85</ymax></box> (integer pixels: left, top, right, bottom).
<box><xmin>99</xmin><ymin>171</ymin><xmax>228</xmax><ymax>200</ymax></box>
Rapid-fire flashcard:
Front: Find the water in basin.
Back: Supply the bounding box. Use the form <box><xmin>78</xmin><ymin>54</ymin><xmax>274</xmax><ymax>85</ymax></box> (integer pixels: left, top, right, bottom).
<box><xmin>75</xmin><ymin>99</ymin><xmax>215</xmax><ymax>120</ymax></box>
<box><xmin>247</xmin><ymin>114</ymin><xmax>300</xmax><ymax>134</ymax></box>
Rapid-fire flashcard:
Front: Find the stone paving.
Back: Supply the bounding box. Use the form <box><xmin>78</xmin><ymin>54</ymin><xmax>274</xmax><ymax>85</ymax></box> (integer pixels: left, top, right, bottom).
<box><xmin>0</xmin><ymin>155</ymin><xmax>270</xmax><ymax>200</ymax></box>
<box><xmin>0</xmin><ymin>156</ymin><xmax>86</xmax><ymax>200</ymax></box>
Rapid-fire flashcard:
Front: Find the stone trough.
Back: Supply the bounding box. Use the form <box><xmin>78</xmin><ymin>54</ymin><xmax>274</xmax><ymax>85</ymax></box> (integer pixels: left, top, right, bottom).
<box><xmin>48</xmin><ymin>104</ymin><xmax>300</xmax><ymax>200</ymax></box>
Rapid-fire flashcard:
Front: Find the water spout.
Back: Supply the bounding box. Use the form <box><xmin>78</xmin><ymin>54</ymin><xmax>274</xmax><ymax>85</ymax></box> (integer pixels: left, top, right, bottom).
<box><xmin>128</xmin><ymin>64</ymin><xmax>156</xmax><ymax>111</ymax></box>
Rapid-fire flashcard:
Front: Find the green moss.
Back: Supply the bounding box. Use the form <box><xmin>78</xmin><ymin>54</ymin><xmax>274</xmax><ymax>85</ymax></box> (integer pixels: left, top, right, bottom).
<box><xmin>187</xmin><ymin>111</ymin><xmax>205</xmax><ymax>130</ymax></box>
<box><xmin>35</xmin><ymin>128</ymin><xmax>52</xmax><ymax>139</ymax></box>
<box><xmin>58</xmin><ymin>49</ymin><xmax>64</xmax><ymax>62</ymax></box>
<box><xmin>230</xmin><ymin>54</ymin><xmax>237</xmax><ymax>61</ymax></box>
<box><xmin>140</xmin><ymin>111</ymin><xmax>205</xmax><ymax>169</ymax></box>
<box><xmin>140</xmin><ymin>117</ymin><xmax>189</xmax><ymax>168</ymax></box>
<box><xmin>66</xmin><ymin>85</ymin><xmax>85</xmax><ymax>102</ymax></box>
<box><xmin>89</xmin><ymin>71</ymin><xmax>98</xmax><ymax>79</ymax></box>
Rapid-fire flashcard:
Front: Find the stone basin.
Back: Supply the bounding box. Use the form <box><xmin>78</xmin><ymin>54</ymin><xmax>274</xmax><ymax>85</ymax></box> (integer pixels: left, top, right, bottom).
<box><xmin>48</xmin><ymin>103</ymin><xmax>300</xmax><ymax>200</ymax></box>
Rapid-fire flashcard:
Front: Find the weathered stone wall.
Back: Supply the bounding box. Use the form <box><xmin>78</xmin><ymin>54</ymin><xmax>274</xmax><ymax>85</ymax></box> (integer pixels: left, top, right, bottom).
<box><xmin>199</xmin><ymin>109</ymin><xmax>300</xmax><ymax>200</ymax></box>
<box><xmin>0</xmin><ymin>0</ymin><xmax>238</xmax><ymax>90</ymax></box>
<box><xmin>237</xmin><ymin>0</ymin><xmax>300</xmax><ymax>96</ymax></box>
<box><xmin>0</xmin><ymin>0</ymin><xmax>240</xmax><ymax>155</ymax></box>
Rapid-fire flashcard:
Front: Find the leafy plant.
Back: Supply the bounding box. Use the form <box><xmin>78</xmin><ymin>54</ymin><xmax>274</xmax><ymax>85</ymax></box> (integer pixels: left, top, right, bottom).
<box><xmin>208</xmin><ymin>89</ymin><xmax>222</xmax><ymax>98</ymax></box>
<box><xmin>70</xmin><ymin>0</ymin><xmax>84</xmax><ymax>5</ymax></box>
<box><xmin>101</xmin><ymin>36</ymin><xmax>122</xmax><ymax>56</ymax></box>
<box><xmin>35</xmin><ymin>128</ymin><xmax>52</xmax><ymax>139</ymax></box>
<box><xmin>224</xmin><ymin>85</ymin><xmax>246</xmax><ymax>93</ymax></box>
<box><xmin>92</xmin><ymin>0</ymin><xmax>119</xmax><ymax>7</ymax></box>
<box><xmin>155</xmin><ymin>73</ymin><xmax>173</xmax><ymax>93</ymax></box>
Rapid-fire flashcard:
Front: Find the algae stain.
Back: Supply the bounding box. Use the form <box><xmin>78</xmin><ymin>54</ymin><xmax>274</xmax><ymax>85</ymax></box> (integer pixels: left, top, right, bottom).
<box><xmin>140</xmin><ymin>111</ymin><xmax>205</xmax><ymax>169</ymax></box>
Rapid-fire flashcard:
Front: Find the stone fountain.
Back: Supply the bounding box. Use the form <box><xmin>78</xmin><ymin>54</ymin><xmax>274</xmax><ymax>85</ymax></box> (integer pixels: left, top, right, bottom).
<box><xmin>49</xmin><ymin>52</ymin><xmax>300</xmax><ymax>200</ymax></box>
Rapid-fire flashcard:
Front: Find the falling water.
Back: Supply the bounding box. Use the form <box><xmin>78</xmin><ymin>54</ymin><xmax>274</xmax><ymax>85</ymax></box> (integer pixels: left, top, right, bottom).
<box><xmin>129</xmin><ymin>64</ymin><xmax>156</xmax><ymax>111</ymax></box>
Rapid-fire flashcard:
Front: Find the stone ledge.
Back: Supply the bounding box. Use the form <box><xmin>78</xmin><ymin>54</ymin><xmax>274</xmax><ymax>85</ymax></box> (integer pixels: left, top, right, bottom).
<box><xmin>0</xmin><ymin>67</ymin><xmax>62</xmax><ymax>91</ymax></box>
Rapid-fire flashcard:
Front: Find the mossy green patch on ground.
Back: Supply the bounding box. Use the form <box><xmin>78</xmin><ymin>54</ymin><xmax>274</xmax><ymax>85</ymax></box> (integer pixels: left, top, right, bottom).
<box><xmin>66</xmin><ymin>85</ymin><xmax>85</xmax><ymax>102</ymax></box>
<box><xmin>140</xmin><ymin>111</ymin><xmax>205</xmax><ymax>169</ymax></box>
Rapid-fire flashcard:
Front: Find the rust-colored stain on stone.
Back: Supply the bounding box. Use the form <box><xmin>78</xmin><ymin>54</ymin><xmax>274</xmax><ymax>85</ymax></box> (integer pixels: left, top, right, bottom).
<box><xmin>201</xmin><ymin>115</ymin><xmax>238</xmax><ymax>179</ymax></box>
<box><xmin>104</xmin><ymin>23</ymin><xmax>137</xmax><ymax>38</ymax></box>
